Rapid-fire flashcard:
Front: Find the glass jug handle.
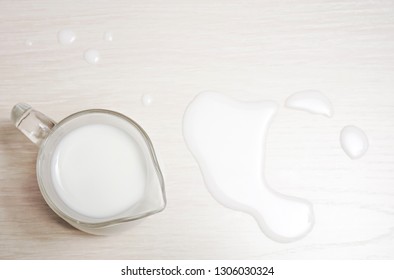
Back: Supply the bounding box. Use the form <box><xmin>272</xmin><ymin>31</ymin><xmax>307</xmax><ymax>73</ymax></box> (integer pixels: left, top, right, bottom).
<box><xmin>11</xmin><ymin>103</ymin><xmax>57</xmax><ymax>146</ymax></box>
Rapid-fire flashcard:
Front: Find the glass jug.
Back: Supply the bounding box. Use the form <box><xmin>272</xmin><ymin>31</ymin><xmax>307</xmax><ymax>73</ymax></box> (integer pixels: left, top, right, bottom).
<box><xmin>11</xmin><ymin>103</ymin><xmax>166</xmax><ymax>235</ymax></box>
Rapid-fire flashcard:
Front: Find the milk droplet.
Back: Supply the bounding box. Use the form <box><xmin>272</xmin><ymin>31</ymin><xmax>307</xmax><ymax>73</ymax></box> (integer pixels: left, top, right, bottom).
<box><xmin>25</xmin><ymin>40</ymin><xmax>33</xmax><ymax>47</ymax></box>
<box><xmin>142</xmin><ymin>94</ymin><xmax>153</xmax><ymax>106</ymax></box>
<box><xmin>340</xmin><ymin>125</ymin><xmax>369</xmax><ymax>159</ymax></box>
<box><xmin>84</xmin><ymin>49</ymin><xmax>100</xmax><ymax>65</ymax></box>
<box><xmin>104</xmin><ymin>31</ymin><xmax>113</xmax><ymax>42</ymax></box>
<box><xmin>57</xmin><ymin>29</ymin><xmax>76</xmax><ymax>45</ymax></box>
<box><xmin>183</xmin><ymin>92</ymin><xmax>314</xmax><ymax>242</ymax></box>
<box><xmin>286</xmin><ymin>90</ymin><xmax>333</xmax><ymax>117</ymax></box>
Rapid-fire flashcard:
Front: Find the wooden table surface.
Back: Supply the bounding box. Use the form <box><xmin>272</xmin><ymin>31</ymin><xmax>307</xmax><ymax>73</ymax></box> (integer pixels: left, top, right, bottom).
<box><xmin>1</xmin><ymin>0</ymin><xmax>394</xmax><ymax>259</ymax></box>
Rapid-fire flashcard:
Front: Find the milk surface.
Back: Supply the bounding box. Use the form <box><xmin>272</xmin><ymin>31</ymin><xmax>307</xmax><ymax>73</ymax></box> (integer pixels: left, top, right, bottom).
<box><xmin>51</xmin><ymin>124</ymin><xmax>146</xmax><ymax>218</ymax></box>
<box><xmin>183</xmin><ymin>92</ymin><xmax>314</xmax><ymax>242</ymax></box>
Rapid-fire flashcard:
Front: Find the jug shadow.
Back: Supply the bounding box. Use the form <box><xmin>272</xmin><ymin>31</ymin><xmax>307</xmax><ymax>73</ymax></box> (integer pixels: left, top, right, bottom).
<box><xmin>0</xmin><ymin>119</ymin><xmax>81</xmax><ymax>238</ymax></box>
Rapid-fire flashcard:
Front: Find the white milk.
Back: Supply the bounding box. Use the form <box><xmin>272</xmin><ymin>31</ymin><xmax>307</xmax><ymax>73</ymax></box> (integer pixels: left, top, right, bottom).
<box><xmin>340</xmin><ymin>125</ymin><xmax>369</xmax><ymax>159</ymax></box>
<box><xmin>142</xmin><ymin>94</ymin><xmax>154</xmax><ymax>106</ymax></box>
<box><xmin>51</xmin><ymin>124</ymin><xmax>146</xmax><ymax>218</ymax></box>
<box><xmin>183</xmin><ymin>92</ymin><xmax>314</xmax><ymax>242</ymax></box>
<box><xmin>57</xmin><ymin>29</ymin><xmax>76</xmax><ymax>45</ymax></box>
<box><xmin>103</xmin><ymin>31</ymin><xmax>113</xmax><ymax>42</ymax></box>
<box><xmin>84</xmin><ymin>49</ymin><xmax>100</xmax><ymax>64</ymax></box>
<box><xmin>286</xmin><ymin>90</ymin><xmax>334</xmax><ymax>118</ymax></box>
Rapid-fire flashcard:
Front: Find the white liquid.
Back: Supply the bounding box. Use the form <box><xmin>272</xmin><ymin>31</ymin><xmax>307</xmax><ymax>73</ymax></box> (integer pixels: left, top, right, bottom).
<box><xmin>286</xmin><ymin>90</ymin><xmax>333</xmax><ymax>117</ymax></box>
<box><xmin>51</xmin><ymin>124</ymin><xmax>146</xmax><ymax>218</ymax></box>
<box><xmin>57</xmin><ymin>29</ymin><xmax>76</xmax><ymax>45</ymax></box>
<box><xmin>142</xmin><ymin>94</ymin><xmax>153</xmax><ymax>106</ymax></box>
<box><xmin>84</xmin><ymin>49</ymin><xmax>100</xmax><ymax>65</ymax></box>
<box><xmin>25</xmin><ymin>40</ymin><xmax>33</xmax><ymax>47</ymax></box>
<box><xmin>340</xmin><ymin>125</ymin><xmax>369</xmax><ymax>159</ymax></box>
<box><xmin>104</xmin><ymin>31</ymin><xmax>113</xmax><ymax>42</ymax></box>
<box><xmin>183</xmin><ymin>92</ymin><xmax>314</xmax><ymax>242</ymax></box>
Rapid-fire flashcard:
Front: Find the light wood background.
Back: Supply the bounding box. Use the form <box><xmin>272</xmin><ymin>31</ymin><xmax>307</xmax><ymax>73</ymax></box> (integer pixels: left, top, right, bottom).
<box><xmin>1</xmin><ymin>0</ymin><xmax>394</xmax><ymax>259</ymax></box>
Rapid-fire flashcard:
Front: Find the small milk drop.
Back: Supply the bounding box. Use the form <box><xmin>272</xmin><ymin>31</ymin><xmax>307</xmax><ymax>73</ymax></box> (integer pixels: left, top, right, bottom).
<box><xmin>25</xmin><ymin>40</ymin><xmax>33</xmax><ymax>47</ymax></box>
<box><xmin>286</xmin><ymin>90</ymin><xmax>334</xmax><ymax>118</ymax></box>
<box><xmin>142</xmin><ymin>94</ymin><xmax>153</xmax><ymax>106</ymax></box>
<box><xmin>84</xmin><ymin>49</ymin><xmax>100</xmax><ymax>65</ymax></box>
<box><xmin>57</xmin><ymin>29</ymin><xmax>76</xmax><ymax>45</ymax></box>
<box><xmin>104</xmin><ymin>31</ymin><xmax>113</xmax><ymax>42</ymax></box>
<box><xmin>340</xmin><ymin>125</ymin><xmax>369</xmax><ymax>159</ymax></box>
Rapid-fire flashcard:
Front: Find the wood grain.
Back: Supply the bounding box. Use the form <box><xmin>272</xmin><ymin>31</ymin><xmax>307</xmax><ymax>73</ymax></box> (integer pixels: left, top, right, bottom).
<box><xmin>1</xmin><ymin>0</ymin><xmax>394</xmax><ymax>259</ymax></box>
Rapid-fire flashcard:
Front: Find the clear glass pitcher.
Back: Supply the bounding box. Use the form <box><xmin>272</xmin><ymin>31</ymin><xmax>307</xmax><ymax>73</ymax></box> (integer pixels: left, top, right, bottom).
<box><xmin>11</xmin><ymin>103</ymin><xmax>166</xmax><ymax>235</ymax></box>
